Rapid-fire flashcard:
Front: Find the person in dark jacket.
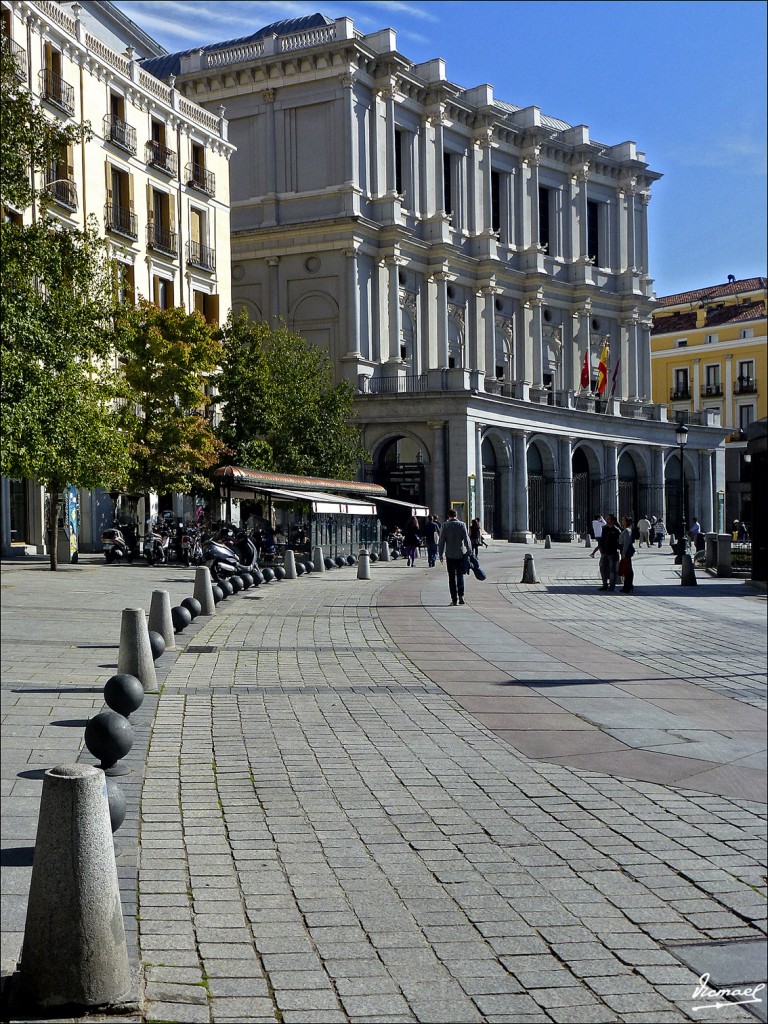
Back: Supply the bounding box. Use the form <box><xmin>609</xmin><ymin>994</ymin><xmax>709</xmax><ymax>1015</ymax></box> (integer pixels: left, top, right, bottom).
<box><xmin>598</xmin><ymin>513</ymin><xmax>622</xmax><ymax>591</ymax></box>
<box><xmin>438</xmin><ymin>509</ymin><xmax>471</xmax><ymax>605</ymax></box>
<box><xmin>403</xmin><ymin>516</ymin><xmax>421</xmax><ymax>567</ymax></box>
<box><xmin>424</xmin><ymin>515</ymin><xmax>441</xmax><ymax>567</ymax></box>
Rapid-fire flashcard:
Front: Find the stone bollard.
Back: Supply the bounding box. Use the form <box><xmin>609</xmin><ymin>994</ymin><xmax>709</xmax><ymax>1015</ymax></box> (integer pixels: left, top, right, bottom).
<box><xmin>544</xmin><ymin>535</ymin><xmax>552</xmax><ymax>549</ymax></box>
<box><xmin>283</xmin><ymin>549</ymin><xmax>297</xmax><ymax>580</ymax></box>
<box><xmin>681</xmin><ymin>553</ymin><xmax>698</xmax><ymax>587</ymax></box>
<box><xmin>148</xmin><ymin>590</ymin><xmax>176</xmax><ymax>652</ymax></box>
<box><xmin>380</xmin><ymin>541</ymin><xmax>391</xmax><ymax>562</ymax></box>
<box><xmin>584</xmin><ymin>535</ymin><xmax>592</xmax><ymax>548</ymax></box>
<box><xmin>19</xmin><ymin>764</ymin><xmax>133</xmax><ymax>1011</ymax></box>
<box><xmin>312</xmin><ymin>545</ymin><xmax>325</xmax><ymax>573</ymax></box>
<box><xmin>193</xmin><ymin>566</ymin><xmax>216</xmax><ymax>616</ymax></box>
<box><xmin>117</xmin><ymin>608</ymin><xmax>157</xmax><ymax>692</ymax></box>
<box><xmin>357</xmin><ymin>551</ymin><xmax>371</xmax><ymax>580</ymax></box>
<box><xmin>521</xmin><ymin>553</ymin><xmax>540</xmax><ymax>584</ymax></box>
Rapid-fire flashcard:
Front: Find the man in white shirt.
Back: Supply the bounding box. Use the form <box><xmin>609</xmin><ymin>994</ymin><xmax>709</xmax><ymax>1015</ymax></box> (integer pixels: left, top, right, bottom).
<box><xmin>590</xmin><ymin>514</ymin><xmax>606</xmax><ymax>559</ymax></box>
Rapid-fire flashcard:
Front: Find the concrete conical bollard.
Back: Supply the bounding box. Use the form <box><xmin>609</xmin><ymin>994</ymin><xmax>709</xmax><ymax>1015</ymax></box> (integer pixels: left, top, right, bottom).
<box><xmin>193</xmin><ymin>566</ymin><xmax>216</xmax><ymax>616</ymax></box>
<box><xmin>681</xmin><ymin>553</ymin><xmax>698</xmax><ymax>587</ymax></box>
<box><xmin>585</xmin><ymin>535</ymin><xmax>592</xmax><ymax>548</ymax></box>
<box><xmin>312</xmin><ymin>545</ymin><xmax>325</xmax><ymax>573</ymax></box>
<box><xmin>117</xmin><ymin>608</ymin><xmax>157</xmax><ymax>692</ymax></box>
<box><xmin>380</xmin><ymin>541</ymin><xmax>391</xmax><ymax>562</ymax></box>
<box><xmin>521</xmin><ymin>553</ymin><xmax>540</xmax><ymax>584</ymax></box>
<box><xmin>283</xmin><ymin>548</ymin><xmax>297</xmax><ymax>580</ymax></box>
<box><xmin>357</xmin><ymin>551</ymin><xmax>371</xmax><ymax>580</ymax></box>
<box><xmin>19</xmin><ymin>764</ymin><xmax>133</xmax><ymax>1010</ymax></box>
<box><xmin>148</xmin><ymin>590</ymin><xmax>176</xmax><ymax>652</ymax></box>
<box><xmin>544</xmin><ymin>535</ymin><xmax>552</xmax><ymax>549</ymax></box>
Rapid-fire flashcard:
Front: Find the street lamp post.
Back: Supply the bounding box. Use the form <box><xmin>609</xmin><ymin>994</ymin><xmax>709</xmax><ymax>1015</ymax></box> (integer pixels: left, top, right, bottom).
<box><xmin>674</xmin><ymin>422</ymin><xmax>688</xmax><ymax>564</ymax></box>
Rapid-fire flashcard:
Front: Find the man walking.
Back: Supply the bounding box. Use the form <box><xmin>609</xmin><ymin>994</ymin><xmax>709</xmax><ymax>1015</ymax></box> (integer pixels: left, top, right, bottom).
<box><xmin>599</xmin><ymin>513</ymin><xmax>622</xmax><ymax>591</ymax></box>
<box><xmin>424</xmin><ymin>515</ymin><xmax>441</xmax><ymax>568</ymax></box>
<box><xmin>590</xmin><ymin>513</ymin><xmax>606</xmax><ymax>559</ymax></box>
<box><xmin>438</xmin><ymin>509</ymin><xmax>471</xmax><ymax>606</ymax></box>
<box><xmin>638</xmin><ymin>514</ymin><xmax>651</xmax><ymax>548</ymax></box>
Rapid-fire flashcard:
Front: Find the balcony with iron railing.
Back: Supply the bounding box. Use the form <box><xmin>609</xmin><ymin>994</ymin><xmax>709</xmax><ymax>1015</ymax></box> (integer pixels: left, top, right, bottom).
<box><xmin>103</xmin><ymin>114</ymin><xmax>137</xmax><ymax>155</ymax></box>
<box><xmin>366</xmin><ymin>374</ymin><xmax>429</xmax><ymax>395</ymax></box>
<box><xmin>146</xmin><ymin>221</ymin><xmax>178</xmax><ymax>257</ymax></box>
<box><xmin>734</xmin><ymin>378</ymin><xmax>757</xmax><ymax>395</ymax></box>
<box><xmin>104</xmin><ymin>201</ymin><xmax>137</xmax><ymax>240</ymax></box>
<box><xmin>44</xmin><ymin>173</ymin><xmax>78</xmax><ymax>211</ymax></box>
<box><xmin>39</xmin><ymin>68</ymin><xmax>75</xmax><ymax>115</ymax></box>
<box><xmin>185</xmin><ymin>162</ymin><xmax>215</xmax><ymax>196</ymax></box>
<box><xmin>669</xmin><ymin>387</ymin><xmax>691</xmax><ymax>401</ymax></box>
<box><xmin>701</xmin><ymin>383</ymin><xmax>724</xmax><ymax>398</ymax></box>
<box><xmin>2</xmin><ymin>35</ymin><xmax>27</xmax><ymax>80</ymax></box>
<box><xmin>146</xmin><ymin>140</ymin><xmax>177</xmax><ymax>176</ymax></box>
<box><xmin>186</xmin><ymin>240</ymin><xmax>215</xmax><ymax>271</ymax></box>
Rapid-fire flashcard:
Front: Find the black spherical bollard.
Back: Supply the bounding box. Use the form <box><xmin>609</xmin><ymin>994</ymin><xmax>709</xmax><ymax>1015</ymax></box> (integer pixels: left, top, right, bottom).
<box><xmin>230</xmin><ymin>575</ymin><xmax>244</xmax><ymax>593</ymax></box>
<box><xmin>240</xmin><ymin>573</ymin><xmax>254</xmax><ymax>589</ymax></box>
<box><xmin>262</xmin><ymin>566</ymin><xmax>275</xmax><ymax>583</ymax></box>
<box><xmin>335</xmin><ymin>555</ymin><xmax>345</xmax><ymax>568</ymax></box>
<box><xmin>148</xmin><ymin>630</ymin><xmax>166</xmax><ymax>661</ymax></box>
<box><xmin>171</xmin><ymin>605</ymin><xmax>192</xmax><ymax>633</ymax></box>
<box><xmin>212</xmin><ymin>584</ymin><xmax>224</xmax><ymax>604</ymax></box>
<box><xmin>251</xmin><ymin>570</ymin><xmax>263</xmax><ymax>586</ymax></box>
<box><xmin>324</xmin><ymin>557</ymin><xmax>335</xmax><ymax>570</ymax></box>
<box><xmin>219</xmin><ymin>578</ymin><xmax>234</xmax><ymax>597</ymax></box>
<box><xmin>105</xmin><ymin>777</ymin><xmax>126</xmax><ymax>833</ymax></box>
<box><xmin>304</xmin><ymin>560</ymin><xmax>315</xmax><ymax>573</ymax></box>
<box><xmin>181</xmin><ymin>596</ymin><xmax>202</xmax><ymax>619</ymax></box>
<box><xmin>347</xmin><ymin>555</ymin><xmax>357</xmax><ymax>566</ymax></box>
<box><xmin>391</xmin><ymin>550</ymin><xmax>400</xmax><ymax>559</ymax></box>
<box><xmin>370</xmin><ymin>551</ymin><xmax>378</xmax><ymax>563</ymax></box>
<box><xmin>84</xmin><ymin>711</ymin><xmax>134</xmax><ymax>776</ymax></box>
<box><xmin>104</xmin><ymin>673</ymin><xmax>144</xmax><ymax>719</ymax></box>
<box><xmin>295</xmin><ymin>562</ymin><xmax>306</xmax><ymax>576</ymax></box>
<box><xmin>273</xmin><ymin>565</ymin><xmax>285</xmax><ymax>581</ymax></box>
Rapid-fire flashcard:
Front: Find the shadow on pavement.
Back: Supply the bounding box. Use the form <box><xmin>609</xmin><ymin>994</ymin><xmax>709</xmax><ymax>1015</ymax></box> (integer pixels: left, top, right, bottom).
<box><xmin>0</xmin><ymin>848</ymin><xmax>34</xmax><ymax>867</ymax></box>
<box><xmin>543</xmin><ymin>583</ymin><xmax>753</xmax><ymax>598</ymax></box>
<box><xmin>10</xmin><ymin>687</ymin><xmax>104</xmax><ymax>694</ymax></box>
<box><xmin>50</xmin><ymin>720</ymin><xmax>89</xmax><ymax>728</ymax></box>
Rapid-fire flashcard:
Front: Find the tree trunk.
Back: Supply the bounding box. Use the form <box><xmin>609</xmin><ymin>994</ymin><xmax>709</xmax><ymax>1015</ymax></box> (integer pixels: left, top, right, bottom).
<box><xmin>48</xmin><ymin>482</ymin><xmax>60</xmax><ymax>572</ymax></box>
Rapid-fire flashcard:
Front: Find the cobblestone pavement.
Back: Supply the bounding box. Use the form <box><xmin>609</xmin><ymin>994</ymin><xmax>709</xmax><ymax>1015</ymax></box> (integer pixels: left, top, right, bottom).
<box><xmin>1</xmin><ymin>546</ymin><xmax>766</xmax><ymax>1024</ymax></box>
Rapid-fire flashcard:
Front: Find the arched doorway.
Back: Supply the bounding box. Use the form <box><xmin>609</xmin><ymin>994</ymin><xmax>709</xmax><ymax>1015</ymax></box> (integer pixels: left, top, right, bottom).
<box><xmin>572</xmin><ymin>447</ymin><xmax>600</xmax><ymax>536</ymax></box>
<box><xmin>372</xmin><ymin>436</ymin><xmax>426</xmax><ymax>508</ymax></box>
<box><xmin>527</xmin><ymin>443</ymin><xmax>552</xmax><ymax>538</ymax></box>
<box><xmin>665</xmin><ymin>454</ymin><xmax>691</xmax><ymax>539</ymax></box>
<box><xmin>618</xmin><ymin>453</ymin><xmax>640</xmax><ymax>523</ymax></box>
<box><xmin>481</xmin><ymin>439</ymin><xmax>501</xmax><ymax>537</ymax></box>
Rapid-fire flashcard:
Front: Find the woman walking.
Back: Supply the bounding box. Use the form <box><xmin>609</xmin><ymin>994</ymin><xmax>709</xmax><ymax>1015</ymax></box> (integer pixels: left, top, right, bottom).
<box><xmin>403</xmin><ymin>516</ymin><xmax>421</xmax><ymax>567</ymax></box>
<box><xmin>619</xmin><ymin>514</ymin><xmax>636</xmax><ymax>593</ymax></box>
<box><xmin>469</xmin><ymin>519</ymin><xmax>486</xmax><ymax>558</ymax></box>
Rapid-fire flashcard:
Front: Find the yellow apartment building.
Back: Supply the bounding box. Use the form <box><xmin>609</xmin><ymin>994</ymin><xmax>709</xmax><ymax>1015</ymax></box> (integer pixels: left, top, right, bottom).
<box><xmin>1</xmin><ymin>0</ymin><xmax>235</xmax><ymax>555</ymax></box>
<box><xmin>651</xmin><ymin>276</ymin><xmax>766</xmax><ymax>530</ymax></box>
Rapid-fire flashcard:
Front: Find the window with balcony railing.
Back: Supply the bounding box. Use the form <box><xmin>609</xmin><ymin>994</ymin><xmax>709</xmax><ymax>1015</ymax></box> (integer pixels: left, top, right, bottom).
<box><xmin>669</xmin><ymin>387</ymin><xmax>691</xmax><ymax>401</ymax></box>
<box><xmin>185</xmin><ymin>162</ymin><xmax>215</xmax><ymax>195</ymax></box>
<box><xmin>39</xmin><ymin>68</ymin><xmax>75</xmax><ymax>115</ymax></box>
<box><xmin>103</xmin><ymin>115</ymin><xmax>137</xmax><ymax>155</ymax></box>
<box><xmin>44</xmin><ymin>173</ymin><xmax>78</xmax><ymax>211</ymax></box>
<box><xmin>2</xmin><ymin>35</ymin><xmax>27</xmax><ymax>80</ymax></box>
<box><xmin>146</xmin><ymin>221</ymin><xmax>178</xmax><ymax>256</ymax></box>
<box><xmin>701</xmin><ymin>384</ymin><xmax>723</xmax><ymax>398</ymax></box>
<box><xmin>735</xmin><ymin>378</ymin><xmax>757</xmax><ymax>395</ymax></box>
<box><xmin>104</xmin><ymin>201</ymin><xmax>137</xmax><ymax>239</ymax></box>
<box><xmin>186</xmin><ymin>240</ymin><xmax>216</xmax><ymax>271</ymax></box>
<box><xmin>146</xmin><ymin>140</ymin><xmax>177</xmax><ymax>176</ymax></box>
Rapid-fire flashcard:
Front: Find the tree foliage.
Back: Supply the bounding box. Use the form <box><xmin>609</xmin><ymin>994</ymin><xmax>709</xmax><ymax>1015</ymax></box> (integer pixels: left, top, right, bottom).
<box><xmin>215</xmin><ymin>314</ymin><xmax>367</xmax><ymax>479</ymax></box>
<box><xmin>116</xmin><ymin>302</ymin><xmax>226</xmax><ymax>499</ymax></box>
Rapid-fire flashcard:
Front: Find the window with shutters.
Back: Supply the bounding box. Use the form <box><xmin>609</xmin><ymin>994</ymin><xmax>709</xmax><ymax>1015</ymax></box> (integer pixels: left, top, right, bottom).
<box><xmin>147</xmin><ymin>187</ymin><xmax>177</xmax><ymax>256</ymax></box>
<box><xmin>105</xmin><ymin>165</ymin><xmax>137</xmax><ymax>239</ymax></box>
<box><xmin>44</xmin><ymin>144</ymin><xmax>77</xmax><ymax>210</ymax></box>
<box><xmin>152</xmin><ymin>276</ymin><xmax>174</xmax><ymax>310</ymax></box>
<box><xmin>186</xmin><ymin>207</ymin><xmax>215</xmax><ymax>270</ymax></box>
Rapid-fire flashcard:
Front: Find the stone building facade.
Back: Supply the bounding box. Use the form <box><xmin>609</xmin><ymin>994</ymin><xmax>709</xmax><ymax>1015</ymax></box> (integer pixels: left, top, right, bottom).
<box><xmin>146</xmin><ymin>13</ymin><xmax>724</xmax><ymax>539</ymax></box>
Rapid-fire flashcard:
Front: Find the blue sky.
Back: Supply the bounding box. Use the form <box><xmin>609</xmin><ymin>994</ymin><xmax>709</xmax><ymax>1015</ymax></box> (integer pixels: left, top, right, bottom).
<box><xmin>115</xmin><ymin>0</ymin><xmax>767</xmax><ymax>297</ymax></box>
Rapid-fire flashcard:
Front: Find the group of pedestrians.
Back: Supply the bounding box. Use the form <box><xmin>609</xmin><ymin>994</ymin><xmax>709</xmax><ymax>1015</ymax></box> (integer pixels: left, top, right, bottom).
<box><xmin>391</xmin><ymin>511</ymin><xmax>488</xmax><ymax>607</ymax></box>
<box><xmin>591</xmin><ymin>512</ymin><xmax>637</xmax><ymax>593</ymax></box>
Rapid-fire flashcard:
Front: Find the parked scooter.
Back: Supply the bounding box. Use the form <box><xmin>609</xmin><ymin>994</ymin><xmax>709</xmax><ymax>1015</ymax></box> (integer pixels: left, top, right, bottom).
<box><xmin>143</xmin><ymin>518</ymin><xmax>172</xmax><ymax>566</ymax></box>
<box><xmin>101</xmin><ymin>522</ymin><xmax>138</xmax><ymax>563</ymax></box>
<box><xmin>202</xmin><ymin>525</ymin><xmax>258</xmax><ymax>580</ymax></box>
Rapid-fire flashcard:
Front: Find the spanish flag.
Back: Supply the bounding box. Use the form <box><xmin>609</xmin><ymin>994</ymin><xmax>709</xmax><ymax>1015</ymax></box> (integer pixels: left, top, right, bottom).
<box><xmin>596</xmin><ymin>342</ymin><xmax>609</xmax><ymax>395</ymax></box>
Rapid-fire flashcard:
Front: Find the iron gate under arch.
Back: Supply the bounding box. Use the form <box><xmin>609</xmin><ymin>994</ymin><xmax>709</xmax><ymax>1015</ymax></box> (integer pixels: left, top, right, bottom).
<box><xmin>528</xmin><ymin>475</ymin><xmax>552</xmax><ymax>538</ymax></box>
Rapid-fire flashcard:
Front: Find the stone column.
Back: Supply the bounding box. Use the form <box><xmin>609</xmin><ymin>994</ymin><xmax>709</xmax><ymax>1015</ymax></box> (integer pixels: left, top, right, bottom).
<box><xmin>692</xmin><ymin>358</ymin><xmax>701</xmax><ymax>412</ymax></box>
<box><xmin>699</xmin><ymin>449</ymin><xmax>714</xmax><ymax>532</ymax></box>
<box><xmin>638</xmin><ymin>318</ymin><xmax>653</xmax><ymax>402</ymax></box>
<box><xmin>374</xmin><ymin>258</ymin><xmax>388</xmax><ymax>363</ymax></box>
<box><xmin>626</xmin><ymin>316</ymin><xmax>640</xmax><ymax>401</ymax></box>
<box><xmin>480</xmin><ymin>287</ymin><xmax>494</xmax><ymax>381</ymax></box>
<box><xmin>267</xmin><ymin>256</ymin><xmax>280</xmax><ymax>321</ymax></box>
<box><xmin>262</xmin><ymin>88</ymin><xmax>278</xmax><ymax>226</ymax></box>
<box><xmin>575</xmin><ymin>166</ymin><xmax>589</xmax><ymax>260</ymax></box>
<box><xmin>475</xmin><ymin>423</ymin><xmax>485</xmax><ymax>527</ymax></box>
<box><xmin>520</xmin><ymin>301</ymin><xmax>535</xmax><ymax>386</ymax></box>
<box><xmin>429</xmin><ymin>421</ymin><xmax>448</xmax><ymax>515</ymax></box>
<box><xmin>340</xmin><ymin>74</ymin><xmax>356</xmax><ymax>187</ymax></box>
<box><xmin>435</xmin><ymin>272</ymin><xmax>449</xmax><ymax>367</ymax></box>
<box><xmin>618</xmin><ymin>319</ymin><xmax>631</xmax><ymax>402</ymax></box>
<box><xmin>559</xmin><ymin>436</ymin><xmax>574</xmax><ymax>539</ymax></box>
<box><xmin>345</xmin><ymin>248</ymin><xmax>361</xmax><ymax>358</ymax></box>
<box><xmin>651</xmin><ymin>447</ymin><xmax>666</xmax><ymax>521</ymax></box>
<box><xmin>388</xmin><ymin>256</ymin><xmax>401</xmax><ymax>363</ymax></box>
<box><xmin>512</xmin><ymin>431</ymin><xmax>531</xmax><ymax>542</ymax></box>
<box><xmin>603</xmin><ymin>442</ymin><xmax>619</xmax><ymax>515</ymax></box>
<box><xmin>434</xmin><ymin>114</ymin><xmax>446</xmax><ymax>213</ymax></box>
<box><xmin>520</xmin><ymin>156</ymin><xmax>536</xmax><ymax>250</ymax></box>
<box><xmin>531</xmin><ymin>299</ymin><xmax>544</xmax><ymax>385</ymax></box>
<box><xmin>639</xmin><ymin>192</ymin><xmax>651</xmax><ymax>274</ymax></box>
<box><xmin>383</xmin><ymin>83</ymin><xmax>397</xmax><ymax>196</ymax></box>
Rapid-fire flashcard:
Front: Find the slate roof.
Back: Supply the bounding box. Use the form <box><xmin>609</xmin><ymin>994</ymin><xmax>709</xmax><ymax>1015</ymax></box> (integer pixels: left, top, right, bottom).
<box><xmin>140</xmin><ymin>13</ymin><xmax>334</xmax><ymax>80</ymax></box>
<box><xmin>651</xmin><ymin>300</ymin><xmax>766</xmax><ymax>336</ymax></box>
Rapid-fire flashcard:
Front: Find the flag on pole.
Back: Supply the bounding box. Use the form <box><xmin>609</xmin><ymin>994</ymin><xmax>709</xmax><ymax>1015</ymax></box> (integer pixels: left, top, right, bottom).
<box><xmin>609</xmin><ymin>358</ymin><xmax>621</xmax><ymax>400</ymax></box>
<box><xmin>580</xmin><ymin>349</ymin><xmax>590</xmax><ymax>390</ymax></box>
<box><xmin>596</xmin><ymin>342</ymin><xmax>609</xmax><ymax>395</ymax></box>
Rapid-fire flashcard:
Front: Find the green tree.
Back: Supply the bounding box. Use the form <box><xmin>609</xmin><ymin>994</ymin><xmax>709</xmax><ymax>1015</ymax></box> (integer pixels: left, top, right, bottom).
<box><xmin>1</xmin><ymin>49</ymin><xmax>130</xmax><ymax>570</ymax></box>
<box><xmin>215</xmin><ymin>314</ymin><xmax>366</xmax><ymax>479</ymax></box>
<box><xmin>116</xmin><ymin>302</ymin><xmax>225</xmax><ymax>508</ymax></box>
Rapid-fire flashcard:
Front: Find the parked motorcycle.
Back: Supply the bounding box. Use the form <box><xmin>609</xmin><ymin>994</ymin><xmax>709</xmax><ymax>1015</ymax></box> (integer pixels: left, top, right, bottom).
<box><xmin>143</xmin><ymin>518</ymin><xmax>172</xmax><ymax>566</ymax></box>
<box><xmin>101</xmin><ymin>522</ymin><xmax>137</xmax><ymax>564</ymax></box>
<box><xmin>202</xmin><ymin>525</ymin><xmax>258</xmax><ymax>580</ymax></box>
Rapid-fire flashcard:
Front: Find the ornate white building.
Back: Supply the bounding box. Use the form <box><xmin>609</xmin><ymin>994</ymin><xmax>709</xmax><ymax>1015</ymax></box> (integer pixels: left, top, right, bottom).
<box><xmin>145</xmin><ymin>13</ymin><xmax>724</xmax><ymax>538</ymax></box>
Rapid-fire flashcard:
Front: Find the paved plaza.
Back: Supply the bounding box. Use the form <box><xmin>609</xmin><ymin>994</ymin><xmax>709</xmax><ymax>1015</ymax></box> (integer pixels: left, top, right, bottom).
<box><xmin>1</xmin><ymin>543</ymin><xmax>766</xmax><ymax>1024</ymax></box>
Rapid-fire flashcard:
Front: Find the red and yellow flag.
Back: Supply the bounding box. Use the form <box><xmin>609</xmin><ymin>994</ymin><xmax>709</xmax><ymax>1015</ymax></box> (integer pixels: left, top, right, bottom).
<box><xmin>596</xmin><ymin>342</ymin><xmax>609</xmax><ymax>395</ymax></box>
